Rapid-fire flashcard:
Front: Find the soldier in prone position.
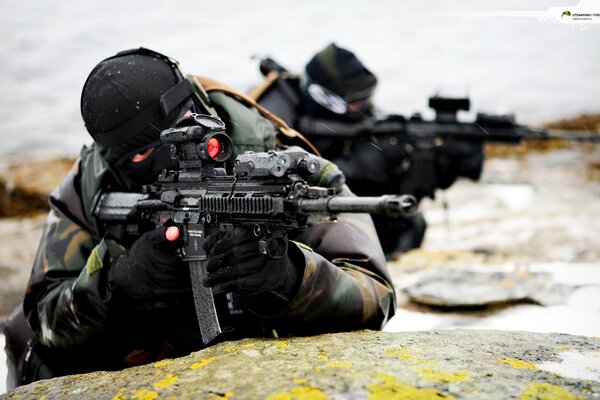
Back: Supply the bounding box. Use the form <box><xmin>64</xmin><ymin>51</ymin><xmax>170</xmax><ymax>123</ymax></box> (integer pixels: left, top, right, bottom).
<box><xmin>3</xmin><ymin>48</ymin><xmax>396</xmax><ymax>388</ymax></box>
<box><xmin>253</xmin><ymin>43</ymin><xmax>435</xmax><ymax>256</ymax></box>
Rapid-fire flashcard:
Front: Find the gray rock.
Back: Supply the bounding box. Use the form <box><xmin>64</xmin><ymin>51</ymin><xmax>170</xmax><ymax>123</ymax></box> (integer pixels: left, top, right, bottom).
<box><xmin>403</xmin><ymin>268</ymin><xmax>575</xmax><ymax>307</ymax></box>
<box><xmin>3</xmin><ymin>330</ymin><xmax>598</xmax><ymax>399</ymax></box>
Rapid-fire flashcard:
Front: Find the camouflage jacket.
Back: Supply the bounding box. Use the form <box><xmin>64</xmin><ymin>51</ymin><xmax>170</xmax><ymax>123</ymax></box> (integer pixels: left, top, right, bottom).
<box><xmin>23</xmin><ymin>87</ymin><xmax>395</xmax><ymax>376</ymax></box>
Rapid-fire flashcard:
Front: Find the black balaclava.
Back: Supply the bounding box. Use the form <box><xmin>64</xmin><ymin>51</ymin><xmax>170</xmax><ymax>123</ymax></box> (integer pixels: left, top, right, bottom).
<box><xmin>302</xmin><ymin>43</ymin><xmax>377</xmax><ymax>121</ymax></box>
<box><xmin>81</xmin><ymin>48</ymin><xmax>200</xmax><ymax>185</ymax></box>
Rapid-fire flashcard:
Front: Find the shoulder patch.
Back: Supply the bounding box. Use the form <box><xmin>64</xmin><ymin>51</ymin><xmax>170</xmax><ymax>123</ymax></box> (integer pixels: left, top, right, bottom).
<box><xmin>85</xmin><ymin>240</ymin><xmax>109</xmax><ymax>276</ymax></box>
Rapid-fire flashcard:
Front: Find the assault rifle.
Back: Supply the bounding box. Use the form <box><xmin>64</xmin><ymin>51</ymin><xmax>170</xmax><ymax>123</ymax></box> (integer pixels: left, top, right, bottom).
<box><xmin>296</xmin><ymin>96</ymin><xmax>599</xmax><ymax>201</ymax></box>
<box><xmin>93</xmin><ymin>114</ymin><xmax>417</xmax><ymax>345</ymax></box>
<box><xmin>298</xmin><ymin>95</ymin><xmax>600</xmax><ymax>143</ymax></box>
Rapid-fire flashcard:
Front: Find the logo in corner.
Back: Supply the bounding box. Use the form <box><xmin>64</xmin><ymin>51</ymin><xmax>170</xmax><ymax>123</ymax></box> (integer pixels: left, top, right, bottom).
<box><xmin>561</xmin><ymin>10</ymin><xmax>572</xmax><ymax>17</ymax></box>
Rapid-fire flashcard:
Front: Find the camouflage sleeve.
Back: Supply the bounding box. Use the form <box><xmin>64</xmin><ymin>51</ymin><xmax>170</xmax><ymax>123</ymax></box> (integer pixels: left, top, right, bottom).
<box><xmin>23</xmin><ymin>161</ymin><xmax>124</xmax><ymax>349</ymax></box>
<box><xmin>282</xmin><ymin>186</ymin><xmax>396</xmax><ymax>334</ymax></box>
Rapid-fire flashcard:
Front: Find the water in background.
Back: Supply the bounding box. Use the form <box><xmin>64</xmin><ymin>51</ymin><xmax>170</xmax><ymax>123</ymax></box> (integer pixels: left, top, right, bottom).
<box><xmin>0</xmin><ymin>0</ymin><xmax>599</xmax><ymax>158</ymax></box>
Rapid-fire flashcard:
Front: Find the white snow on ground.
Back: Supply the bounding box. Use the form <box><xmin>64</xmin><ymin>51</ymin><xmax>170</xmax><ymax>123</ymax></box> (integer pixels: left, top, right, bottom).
<box><xmin>537</xmin><ymin>350</ymin><xmax>600</xmax><ymax>382</ymax></box>
<box><xmin>387</xmin><ymin>286</ymin><xmax>600</xmax><ymax>337</ymax></box>
<box><xmin>385</xmin><ymin>263</ymin><xmax>600</xmax><ymax>337</ymax></box>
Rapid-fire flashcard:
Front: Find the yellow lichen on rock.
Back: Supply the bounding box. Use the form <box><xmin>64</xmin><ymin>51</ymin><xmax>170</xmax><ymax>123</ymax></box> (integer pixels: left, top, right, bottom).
<box><xmin>410</xmin><ymin>367</ymin><xmax>470</xmax><ymax>383</ymax></box>
<box><xmin>368</xmin><ymin>373</ymin><xmax>455</xmax><ymax>400</ymax></box>
<box><xmin>316</xmin><ymin>353</ymin><xmax>328</xmax><ymax>361</ymax></box>
<box><xmin>153</xmin><ymin>374</ymin><xmax>179</xmax><ymax>389</ymax></box>
<box><xmin>412</xmin><ymin>359</ymin><xmax>437</xmax><ymax>367</ymax></box>
<box><xmin>327</xmin><ymin>361</ymin><xmax>353</xmax><ymax>368</ymax></box>
<box><xmin>554</xmin><ymin>346</ymin><xmax>573</xmax><ymax>352</ymax></box>
<box><xmin>131</xmin><ymin>389</ymin><xmax>159</xmax><ymax>400</ymax></box>
<box><xmin>113</xmin><ymin>388</ymin><xmax>129</xmax><ymax>400</ymax></box>
<box><xmin>498</xmin><ymin>358</ymin><xmax>538</xmax><ymax>370</ymax></box>
<box><xmin>384</xmin><ymin>346</ymin><xmax>442</xmax><ymax>371</ymax></box>
<box><xmin>275</xmin><ymin>341</ymin><xmax>289</xmax><ymax>348</ymax></box>
<box><xmin>518</xmin><ymin>382</ymin><xmax>585</xmax><ymax>400</ymax></box>
<box><xmin>153</xmin><ymin>360</ymin><xmax>173</xmax><ymax>368</ymax></box>
<box><xmin>224</xmin><ymin>346</ymin><xmax>238</xmax><ymax>353</ymax></box>
<box><xmin>190</xmin><ymin>357</ymin><xmax>216</xmax><ymax>369</ymax></box>
<box><xmin>267</xmin><ymin>385</ymin><xmax>330</xmax><ymax>400</ymax></box>
<box><xmin>384</xmin><ymin>347</ymin><xmax>415</xmax><ymax>361</ymax></box>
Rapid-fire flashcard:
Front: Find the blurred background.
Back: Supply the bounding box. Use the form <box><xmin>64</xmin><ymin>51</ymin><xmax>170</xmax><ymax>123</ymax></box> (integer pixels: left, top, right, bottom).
<box><xmin>1</xmin><ymin>0</ymin><xmax>599</xmax><ymax>393</ymax></box>
<box><xmin>0</xmin><ymin>0</ymin><xmax>599</xmax><ymax>158</ymax></box>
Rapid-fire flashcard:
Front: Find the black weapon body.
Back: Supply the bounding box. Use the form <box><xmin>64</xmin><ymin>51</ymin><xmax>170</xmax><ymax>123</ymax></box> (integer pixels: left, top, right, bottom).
<box><xmin>94</xmin><ymin>114</ymin><xmax>417</xmax><ymax>346</ymax></box>
<box><xmin>297</xmin><ymin>97</ymin><xmax>599</xmax><ymax>202</ymax></box>
<box><xmin>298</xmin><ymin>102</ymin><xmax>600</xmax><ymax>144</ymax></box>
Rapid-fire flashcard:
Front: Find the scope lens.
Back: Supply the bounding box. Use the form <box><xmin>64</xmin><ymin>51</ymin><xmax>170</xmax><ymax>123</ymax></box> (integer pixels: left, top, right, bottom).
<box><xmin>207</xmin><ymin>137</ymin><xmax>221</xmax><ymax>159</ymax></box>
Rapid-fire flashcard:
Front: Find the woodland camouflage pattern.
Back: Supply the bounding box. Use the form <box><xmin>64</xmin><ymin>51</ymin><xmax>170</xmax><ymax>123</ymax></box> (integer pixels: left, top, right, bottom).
<box><xmin>16</xmin><ymin>90</ymin><xmax>396</xmax><ymax>380</ymax></box>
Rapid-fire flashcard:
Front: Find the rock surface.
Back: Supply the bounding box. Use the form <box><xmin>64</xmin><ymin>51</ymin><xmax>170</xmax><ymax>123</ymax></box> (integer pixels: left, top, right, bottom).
<box><xmin>0</xmin><ymin>158</ymin><xmax>74</xmax><ymax>218</ymax></box>
<box><xmin>0</xmin><ymin>216</ymin><xmax>45</xmax><ymax>319</ymax></box>
<box><xmin>0</xmin><ymin>158</ymin><xmax>74</xmax><ymax>321</ymax></box>
<box><xmin>403</xmin><ymin>268</ymin><xmax>572</xmax><ymax>308</ymax></box>
<box><xmin>3</xmin><ymin>329</ymin><xmax>599</xmax><ymax>399</ymax></box>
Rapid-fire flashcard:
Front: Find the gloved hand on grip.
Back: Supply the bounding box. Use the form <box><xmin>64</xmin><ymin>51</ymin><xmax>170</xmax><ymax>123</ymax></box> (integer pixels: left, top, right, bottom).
<box><xmin>203</xmin><ymin>227</ymin><xmax>305</xmax><ymax>317</ymax></box>
<box><xmin>107</xmin><ymin>228</ymin><xmax>190</xmax><ymax>302</ymax></box>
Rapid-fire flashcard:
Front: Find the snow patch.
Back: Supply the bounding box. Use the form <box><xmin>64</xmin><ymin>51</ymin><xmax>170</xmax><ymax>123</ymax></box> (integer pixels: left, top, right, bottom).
<box><xmin>537</xmin><ymin>350</ymin><xmax>600</xmax><ymax>382</ymax></box>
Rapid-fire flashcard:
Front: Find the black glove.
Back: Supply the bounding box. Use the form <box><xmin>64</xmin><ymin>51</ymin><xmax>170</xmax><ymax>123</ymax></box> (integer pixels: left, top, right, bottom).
<box><xmin>108</xmin><ymin>228</ymin><xmax>190</xmax><ymax>302</ymax></box>
<box><xmin>203</xmin><ymin>227</ymin><xmax>304</xmax><ymax>317</ymax></box>
<box><xmin>435</xmin><ymin>139</ymin><xmax>483</xmax><ymax>189</ymax></box>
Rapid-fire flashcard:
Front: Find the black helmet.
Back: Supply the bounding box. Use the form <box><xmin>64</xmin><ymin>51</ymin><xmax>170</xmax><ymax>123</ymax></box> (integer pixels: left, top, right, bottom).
<box><xmin>302</xmin><ymin>43</ymin><xmax>377</xmax><ymax>121</ymax></box>
<box><xmin>81</xmin><ymin>48</ymin><xmax>199</xmax><ymax>165</ymax></box>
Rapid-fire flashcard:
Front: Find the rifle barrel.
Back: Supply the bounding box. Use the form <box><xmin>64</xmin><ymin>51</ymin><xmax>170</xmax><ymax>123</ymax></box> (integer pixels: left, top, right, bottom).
<box><xmin>296</xmin><ymin>194</ymin><xmax>417</xmax><ymax>218</ymax></box>
<box><xmin>526</xmin><ymin>128</ymin><xmax>600</xmax><ymax>142</ymax></box>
